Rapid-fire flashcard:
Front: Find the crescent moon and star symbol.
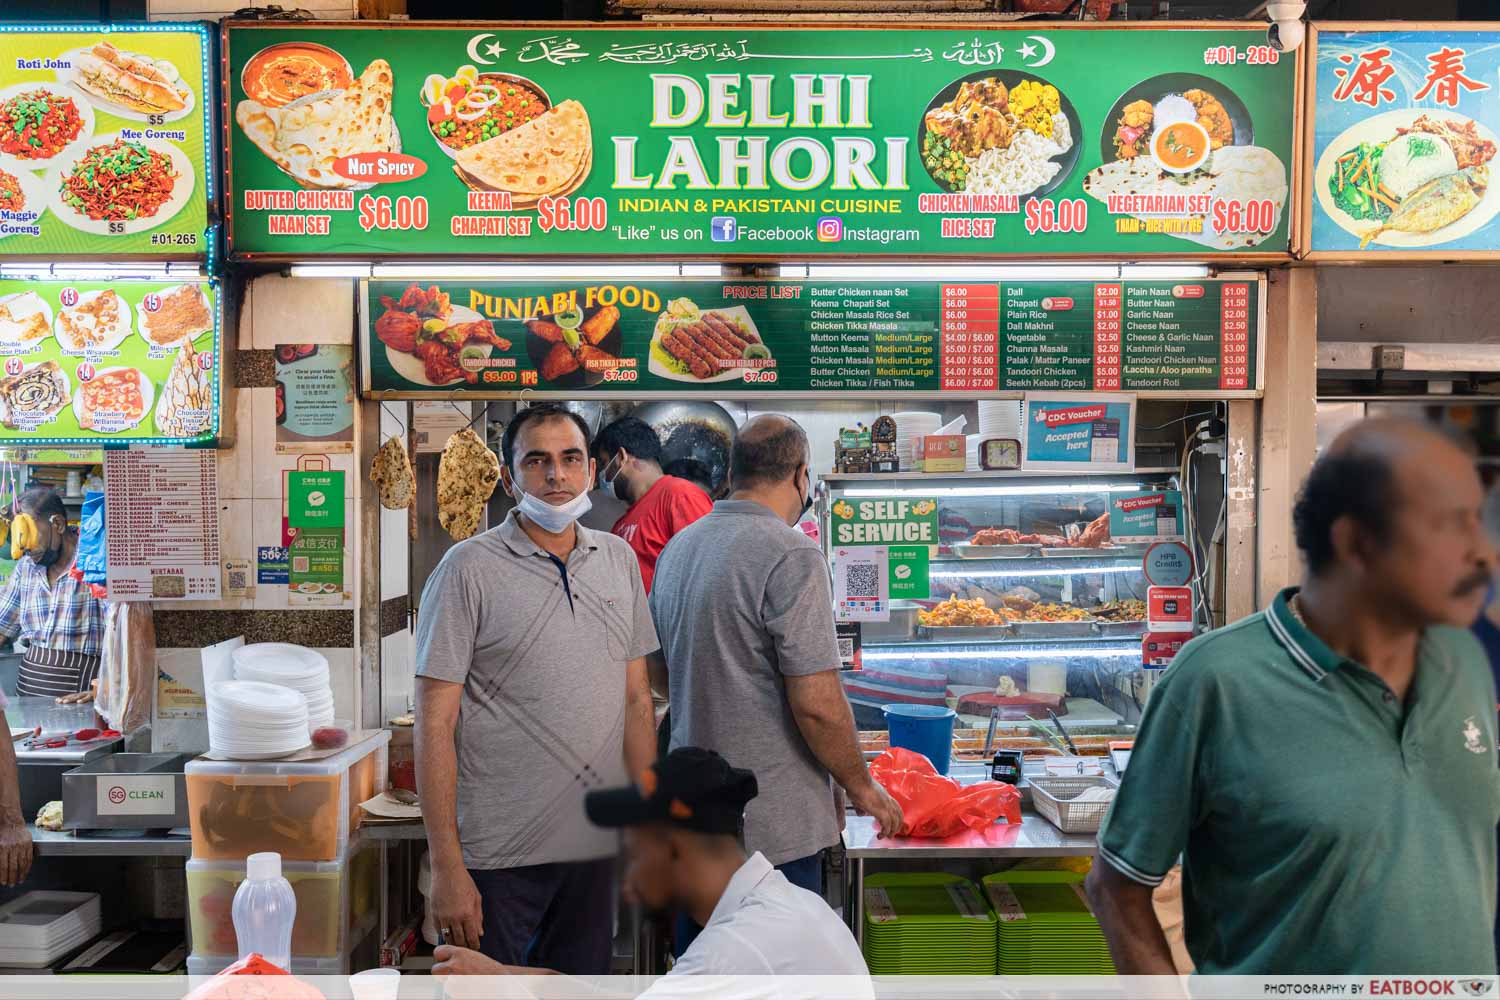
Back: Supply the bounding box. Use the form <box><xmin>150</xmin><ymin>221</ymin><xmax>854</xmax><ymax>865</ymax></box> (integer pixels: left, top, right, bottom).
<box><xmin>1018</xmin><ymin>35</ymin><xmax>1056</xmax><ymax>68</ymax></box>
<box><xmin>466</xmin><ymin>32</ymin><xmax>506</xmax><ymax>65</ymax></box>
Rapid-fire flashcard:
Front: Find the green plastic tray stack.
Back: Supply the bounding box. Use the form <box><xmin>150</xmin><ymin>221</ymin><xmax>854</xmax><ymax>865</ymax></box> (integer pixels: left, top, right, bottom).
<box><xmin>861</xmin><ymin>873</ymin><xmax>997</xmax><ymax>975</ymax></box>
<box><xmin>981</xmin><ymin>870</ymin><xmax>1117</xmax><ymax>975</ymax></box>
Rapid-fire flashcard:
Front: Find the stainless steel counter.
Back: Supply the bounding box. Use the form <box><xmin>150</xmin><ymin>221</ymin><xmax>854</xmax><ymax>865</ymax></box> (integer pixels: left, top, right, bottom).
<box><xmin>30</xmin><ymin>828</ymin><xmax>193</xmax><ymax>857</ymax></box>
<box><xmin>843</xmin><ymin>811</ymin><xmax>1096</xmax><ymax>859</ymax></box>
<box><xmin>843</xmin><ymin>810</ymin><xmax>1095</xmax><ymax>946</ymax></box>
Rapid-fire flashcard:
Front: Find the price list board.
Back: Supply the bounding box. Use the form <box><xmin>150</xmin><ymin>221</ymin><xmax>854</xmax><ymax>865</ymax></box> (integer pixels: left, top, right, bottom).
<box><xmin>1120</xmin><ymin>282</ymin><xmax>1256</xmax><ymax>392</ymax></box>
<box><xmin>363</xmin><ymin>278</ymin><xmax>1261</xmax><ymax>398</ymax></box>
<box><xmin>104</xmin><ymin>449</ymin><xmax>221</xmax><ymax>602</ymax></box>
<box><xmin>999</xmin><ymin>283</ymin><xmax>1099</xmax><ymax>392</ymax></box>
<box><xmin>940</xmin><ymin>285</ymin><xmax>999</xmax><ymax>392</ymax></box>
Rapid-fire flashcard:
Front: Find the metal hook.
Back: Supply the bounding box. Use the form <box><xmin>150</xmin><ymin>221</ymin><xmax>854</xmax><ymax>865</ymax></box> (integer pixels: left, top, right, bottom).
<box><xmin>379</xmin><ymin>401</ymin><xmax>407</xmax><ymax>439</ymax></box>
<box><xmin>446</xmin><ymin>388</ymin><xmax>488</xmax><ymax>432</ymax></box>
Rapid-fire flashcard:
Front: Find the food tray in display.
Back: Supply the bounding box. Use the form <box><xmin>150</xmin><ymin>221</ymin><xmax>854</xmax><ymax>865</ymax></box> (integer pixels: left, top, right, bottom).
<box><xmin>1040</xmin><ymin>546</ymin><xmax>1127</xmax><ymax>558</ymax></box>
<box><xmin>1010</xmin><ymin>619</ymin><xmax>1096</xmax><ymax>638</ymax></box>
<box><xmin>916</xmin><ymin>624</ymin><xmax>1015</xmax><ymax>640</ymax></box>
<box><xmin>951</xmin><ymin>543</ymin><xmax>1040</xmax><ymax>559</ymax></box>
<box><xmin>861</xmin><ymin>604</ymin><xmax>920</xmax><ymax>642</ymax></box>
<box><xmin>1095</xmin><ymin>619</ymin><xmax>1148</xmax><ymax>637</ymax></box>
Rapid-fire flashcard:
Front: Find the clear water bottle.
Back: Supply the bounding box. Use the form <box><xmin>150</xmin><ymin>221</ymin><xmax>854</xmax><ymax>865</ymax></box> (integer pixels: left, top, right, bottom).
<box><xmin>232</xmin><ymin>852</ymin><xmax>297</xmax><ymax>971</ymax></box>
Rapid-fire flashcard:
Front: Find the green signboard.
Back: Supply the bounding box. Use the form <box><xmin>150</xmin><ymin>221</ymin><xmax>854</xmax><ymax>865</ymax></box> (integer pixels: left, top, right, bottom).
<box><xmin>0</xmin><ymin>279</ymin><xmax>218</xmax><ymax>444</ymax></box>
<box><xmin>361</xmin><ymin>277</ymin><xmax>1260</xmax><ymax>398</ymax></box>
<box><xmin>288</xmin><ymin>470</ymin><xmax>346</xmax><ymax>528</ymax></box>
<box><xmin>830</xmin><ymin>496</ymin><xmax>939</xmax><ymax>547</ymax></box>
<box><xmin>830</xmin><ymin>496</ymin><xmax>936</xmax><ymax>601</ymax></box>
<box><xmin>0</xmin><ymin>25</ymin><xmax>212</xmax><ymax>259</ymax></box>
<box><xmin>226</xmin><ymin>23</ymin><xmax>1295</xmax><ymax>259</ymax></box>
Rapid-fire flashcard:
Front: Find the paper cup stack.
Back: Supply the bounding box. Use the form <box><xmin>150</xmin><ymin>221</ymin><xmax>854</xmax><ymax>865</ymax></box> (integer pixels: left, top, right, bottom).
<box><xmin>891</xmin><ymin>411</ymin><xmax>942</xmax><ymax>470</ymax></box>
<box><xmin>979</xmin><ymin>401</ymin><xmax>1023</xmax><ymax>440</ymax></box>
<box><xmin>966</xmin><ymin>434</ymin><xmax>985</xmax><ymax>471</ymax></box>
<box><xmin>233</xmin><ymin>643</ymin><xmax>335</xmax><ymax>729</ymax></box>
<box><xmin>207</xmin><ymin>680</ymin><xmax>310</xmax><ymax>759</ymax></box>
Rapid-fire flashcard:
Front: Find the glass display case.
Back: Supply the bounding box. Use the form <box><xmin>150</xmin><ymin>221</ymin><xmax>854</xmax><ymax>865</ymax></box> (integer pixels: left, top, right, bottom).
<box><xmin>823</xmin><ymin>470</ymin><xmax>1197</xmax><ymax>757</ymax></box>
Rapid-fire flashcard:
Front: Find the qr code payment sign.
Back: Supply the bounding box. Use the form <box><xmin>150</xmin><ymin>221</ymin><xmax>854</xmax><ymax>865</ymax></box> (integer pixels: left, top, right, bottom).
<box><xmin>292</xmin><ymin>557</ymin><xmax>310</xmax><ymax>573</ymax></box>
<box><xmin>845</xmin><ymin>562</ymin><xmax>880</xmax><ymax>598</ymax></box>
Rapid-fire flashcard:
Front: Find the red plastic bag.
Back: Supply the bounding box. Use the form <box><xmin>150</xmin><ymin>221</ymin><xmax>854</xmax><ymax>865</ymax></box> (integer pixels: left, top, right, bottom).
<box><xmin>870</xmin><ymin>746</ymin><xmax>1022</xmax><ymax>838</ymax></box>
<box><xmin>184</xmin><ymin>955</ymin><xmax>326</xmax><ymax>1000</ymax></box>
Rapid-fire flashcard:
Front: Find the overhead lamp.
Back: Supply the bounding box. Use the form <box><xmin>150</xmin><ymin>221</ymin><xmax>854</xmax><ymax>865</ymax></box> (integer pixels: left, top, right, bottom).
<box><xmin>1119</xmin><ymin>264</ymin><xmax>1212</xmax><ymax>279</ymax></box>
<box><xmin>862</xmin><ymin>645</ymin><xmax>1141</xmax><ymax>662</ymax></box>
<box><xmin>838</xmin><ymin>483</ymin><xmax>1149</xmax><ymax>498</ymax></box>
<box><xmin>0</xmin><ymin>263</ymin><xmax>205</xmax><ymax>281</ymax></box>
<box><xmin>286</xmin><ymin>264</ymin><xmax>373</xmax><ymax>279</ymax></box>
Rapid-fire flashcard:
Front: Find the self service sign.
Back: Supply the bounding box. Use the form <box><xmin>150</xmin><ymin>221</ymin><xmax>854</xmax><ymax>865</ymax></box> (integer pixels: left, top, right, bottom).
<box><xmin>224</xmin><ymin>22</ymin><xmax>1296</xmax><ymax>259</ymax></box>
<box><xmin>830</xmin><ymin>496</ymin><xmax>936</xmax><ymax>600</ymax></box>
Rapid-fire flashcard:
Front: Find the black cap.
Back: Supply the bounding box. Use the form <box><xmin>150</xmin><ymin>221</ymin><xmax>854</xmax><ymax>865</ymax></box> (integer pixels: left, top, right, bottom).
<box><xmin>586</xmin><ymin>747</ymin><xmax>758</xmax><ymax>836</ymax></box>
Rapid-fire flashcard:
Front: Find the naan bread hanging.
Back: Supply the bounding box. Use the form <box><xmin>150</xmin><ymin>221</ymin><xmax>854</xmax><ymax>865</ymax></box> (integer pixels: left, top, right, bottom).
<box><xmin>436</xmin><ymin>427</ymin><xmax>499</xmax><ymax>541</ymax></box>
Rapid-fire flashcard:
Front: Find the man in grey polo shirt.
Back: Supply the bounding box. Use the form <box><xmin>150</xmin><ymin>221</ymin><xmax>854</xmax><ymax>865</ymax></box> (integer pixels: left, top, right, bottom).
<box><xmin>415</xmin><ymin>403</ymin><xmax>659</xmax><ymax>974</ymax></box>
<box><xmin>1088</xmin><ymin>419</ymin><xmax>1500</xmax><ymax>974</ymax></box>
<box><xmin>649</xmin><ymin>415</ymin><xmax>903</xmax><ymax>920</ymax></box>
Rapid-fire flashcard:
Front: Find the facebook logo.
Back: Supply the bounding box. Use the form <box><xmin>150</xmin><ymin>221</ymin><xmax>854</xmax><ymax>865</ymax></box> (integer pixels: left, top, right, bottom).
<box><xmin>710</xmin><ymin>216</ymin><xmax>738</xmax><ymax>242</ymax></box>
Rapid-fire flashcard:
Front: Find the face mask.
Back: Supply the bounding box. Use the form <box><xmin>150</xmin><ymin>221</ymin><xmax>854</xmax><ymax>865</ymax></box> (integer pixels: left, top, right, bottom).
<box><xmin>515</xmin><ymin>487</ymin><xmax>592</xmax><ymax>534</ymax></box>
<box><xmin>797</xmin><ymin>468</ymin><xmax>813</xmax><ymax>522</ymax></box>
<box><xmin>599</xmin><ymin>453</ymin><xmax>626</xmax><ymax>502</ymax></box>
<box><xmin>30</xmin><ymin>519</ymin><xmax>62</xmax><ymax>568</ymax></box>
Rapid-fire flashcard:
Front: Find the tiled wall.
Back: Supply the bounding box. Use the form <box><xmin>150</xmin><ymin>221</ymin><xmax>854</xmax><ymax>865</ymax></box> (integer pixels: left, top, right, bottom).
<box><xmin>154</xmin><ymin>276</ymin><xmax>375</xmax><ymax>730</ymax></box>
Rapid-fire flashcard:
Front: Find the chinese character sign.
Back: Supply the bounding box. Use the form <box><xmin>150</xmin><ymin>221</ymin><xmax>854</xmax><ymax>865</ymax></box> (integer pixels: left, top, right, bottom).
<box><xmin>1313</xmin><ymin>28</ymin><xmax>1500</xmax><ymax>254</ymax></box>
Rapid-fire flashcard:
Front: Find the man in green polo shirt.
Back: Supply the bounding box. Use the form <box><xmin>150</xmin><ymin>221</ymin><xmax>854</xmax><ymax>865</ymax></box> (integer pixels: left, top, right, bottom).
<box><xmin>1088</xmin><ymin>419</ymin><xmax>1500</xmax><ymax>974</ymax></box>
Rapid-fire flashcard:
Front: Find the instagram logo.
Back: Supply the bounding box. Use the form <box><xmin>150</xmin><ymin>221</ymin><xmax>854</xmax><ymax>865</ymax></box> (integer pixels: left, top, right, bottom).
<box><xmin>815</xmin><ymin>216</ymin><xmax>843</xmax><ymax>242</ymax></box>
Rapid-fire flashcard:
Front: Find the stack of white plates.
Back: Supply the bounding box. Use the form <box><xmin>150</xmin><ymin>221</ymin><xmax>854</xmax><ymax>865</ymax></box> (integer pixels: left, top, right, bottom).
<box><xmin>233</xmin><ymin>643</ymin><xmax>334</xmax><ymax>729</ymax></box>
<box><xmin>979</xmin><ymin>400</ymin><xmax>1023</xmax><ymax>440</ymax></box>
<box><xmin>966</xmin><ymin>433</ymin><xmax>985</xmax><ymax>471</ymax></box>
<box><xmin>0</xmin><ymin>891</ymin><xmax>101</xmax><ymax>968</ymax></box>
<box><xmin>207</xmin><ymin>680</ymin><xmax>310</xmax><ymax>759</ymax></box>
<box><xmin>891</xmin><ymin>411</ymin><xmax>942</xmax><ymax>470</ymax></box>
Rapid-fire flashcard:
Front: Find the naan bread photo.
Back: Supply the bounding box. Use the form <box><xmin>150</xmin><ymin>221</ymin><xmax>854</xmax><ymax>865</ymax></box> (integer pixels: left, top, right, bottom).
<box><xmin>436</xmin><ymin>427</ymin><xmax>499</xmax><ymax>541</ymax></box>
<box><xmin>370</xmin><ymin>435</ymin><xmax>415</xmax><ymax>511</ymax></box>
<box><xmin>236</xmin><ymin>58</ymin><xmax>396</xmax><ymax>189</ymax></box>
<box><xmin>453</xmin><ymin>99</ymin><xmax>591</xmax><ymax>201</ymax></box>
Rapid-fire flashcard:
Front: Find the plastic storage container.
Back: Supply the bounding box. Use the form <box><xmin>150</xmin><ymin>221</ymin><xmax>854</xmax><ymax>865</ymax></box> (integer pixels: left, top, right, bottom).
<box><xmin>187</xmin><ymin>840</ymin><xmax>381</xmax><ymax>960</ymax></box>
<box><xmin>883</xmin><ymin>704</ymin><xmax>957</xmax><ymax>775</ymax></box>
<box><xmin>186</xmin><ymin>953</ymin><xmax>350</xmax><ymax>977</ymax></box>
<box><xmin>186</xmin><ymin>730</ymin><xmax>390</xmax><ymax>862</ymax></box>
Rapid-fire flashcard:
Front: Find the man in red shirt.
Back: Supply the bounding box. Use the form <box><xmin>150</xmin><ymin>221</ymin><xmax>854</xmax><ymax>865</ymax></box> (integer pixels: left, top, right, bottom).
<box><xmin>593</xmin><ymin>417</ymin><xmax>714</xmax><ymax>593</ymax></box>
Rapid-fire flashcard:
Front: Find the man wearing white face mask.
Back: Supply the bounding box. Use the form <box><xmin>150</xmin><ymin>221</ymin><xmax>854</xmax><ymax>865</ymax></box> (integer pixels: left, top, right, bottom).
<box><xmin>415</xmin><ymin>403</ymin><xmax>660</xmax><ymax>975</ymax></box>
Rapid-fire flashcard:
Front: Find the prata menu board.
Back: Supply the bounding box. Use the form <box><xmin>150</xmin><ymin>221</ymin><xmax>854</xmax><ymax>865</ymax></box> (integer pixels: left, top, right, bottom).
<box><xmin>1310</xmin><ymin>26</ymin><xmax>1500</xmax><ymax>257</ymax></box>
<box><xmin>0</xmin><ymin>280</ymin><xmax>218</xmax><ymax>444</ymax></box>
<box><xmin>104</xmin><ymin>448</ymin><xmax>220</xmax><ymax>602</ymax></box>
<box><xmin>0</xmin><ymin>26</ymin><xmax>212</xmax><ymax>259</ymax></box>
<box><xmin>225</xmin><ymin>23</ymin><xmax>1295</xmax><ymax>259</ymax></box>
<box><xmin>361</xmin><ymin>277</ymin><xmax>1261</xmax><ymax>398</ymax></box>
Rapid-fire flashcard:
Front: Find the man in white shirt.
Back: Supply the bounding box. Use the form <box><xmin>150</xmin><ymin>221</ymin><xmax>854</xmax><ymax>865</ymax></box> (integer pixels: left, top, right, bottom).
<box><xmin>434</xmin><ymin>748</ymin><xmax>870</xmax><ymax>992</ymax></box>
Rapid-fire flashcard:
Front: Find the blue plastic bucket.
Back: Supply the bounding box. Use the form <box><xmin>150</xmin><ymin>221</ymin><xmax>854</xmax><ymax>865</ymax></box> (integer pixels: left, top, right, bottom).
<box><xmin>883</xmin><ymin>704</ymin><xmax>957</xmax><ymax>775</ymax></box>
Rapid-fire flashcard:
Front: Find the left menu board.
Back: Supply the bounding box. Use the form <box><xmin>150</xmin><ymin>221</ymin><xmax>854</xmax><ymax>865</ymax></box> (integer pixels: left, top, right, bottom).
<box><xmin>0</xmin><ymin>280</ymin><xmax>218</xmax><ymax>444</ymax></box>
<box><xmin>0</xmin><ymin>26</ymin><xmax>211</xmax><ymax>259</ymax></box>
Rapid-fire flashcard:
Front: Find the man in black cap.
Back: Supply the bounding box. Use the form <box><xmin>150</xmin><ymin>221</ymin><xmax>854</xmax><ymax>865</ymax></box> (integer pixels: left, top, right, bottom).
<box><xmin>433</xmin><ymin>748</ymin><xmax>870</xmax><ymax>983</ymax></box>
